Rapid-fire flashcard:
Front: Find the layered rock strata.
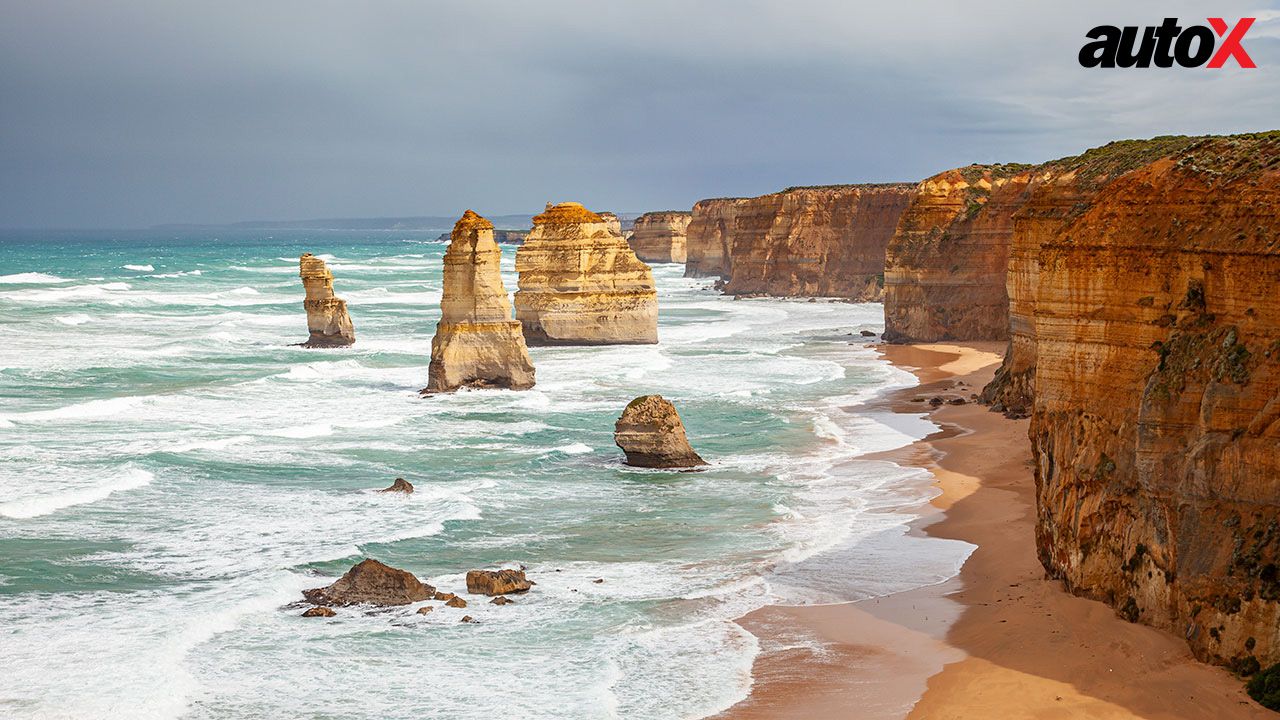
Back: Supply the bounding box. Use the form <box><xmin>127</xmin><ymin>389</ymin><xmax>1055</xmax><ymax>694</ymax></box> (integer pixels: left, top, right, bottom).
<box><xmin>425</xmin><ymin>210</ymin><xmax>536</xmax><ymax>393</ymax></box>
<box><xmin>882</xmin><ymin>166</ymin><xmax>1035</xmax><ymax>341</ymax></box>
<box><xmin>722</xmin><ymin>184</ymin><xmax>914</xmax><ymax>298</ymax></box>
<box><xmin>685</xmin><ymin>197</ymin><xmax>744</xmax><ymax>278</ymax></box>
<box><xmin>614</xmin><ymin>395</ymin><xmax>706</xmax><ymax>468</ymax></box>
<box><xmin>514</xmin><ymin>202</ymin><xmax>658</xmax><ymax>345</ymax></box>
<box><xmin>466</xmin><ymin>569</ymin><xmax>532</xmax><ymax>595</ymax></box>
<box><xmin>990</xmin><ymin>133</ymin><xmax>1280</xmax><ymax>671</ymax></box>
<box><xmin>629</xmin><ymin>211</ymin><xmax>692</xmax><ymax>263</ymax></box>
<box><xmin>298</xmin><ymin>253</ymin><xmax>356</xmax><ymax>347</ymax></box>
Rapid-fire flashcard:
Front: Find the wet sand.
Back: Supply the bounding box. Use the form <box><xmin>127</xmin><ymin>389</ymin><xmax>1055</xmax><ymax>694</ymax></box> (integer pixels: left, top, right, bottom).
<box><xmin>716</xmin><ymin>342</ymin><xmax>1266</xmax><ymax>719</ymax></box>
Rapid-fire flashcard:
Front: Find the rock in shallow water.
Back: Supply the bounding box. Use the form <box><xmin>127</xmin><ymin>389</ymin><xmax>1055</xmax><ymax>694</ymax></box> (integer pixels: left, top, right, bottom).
<box><xmin>303</xmin><ymin>558</ymin><xmax>434</xmax><ymax>606</ymax></box>
<box><xmin>466</xmin><ymin>568</ymin><xmax>532</xmax><ymax>595</ymax></box>
<box><xmin>613</xmin><ymin>395</ymin><xmax>706</xmax><ymax>469</ymax></box>
<box><xmin>378</xmin><ymin>477</ymin><xmax>414</xmax><ymax>494</ymax></box>
<box><xmin>301</xmin><ymin>606</ymin><xmax>336</xmax><ymax>617</ymax></box>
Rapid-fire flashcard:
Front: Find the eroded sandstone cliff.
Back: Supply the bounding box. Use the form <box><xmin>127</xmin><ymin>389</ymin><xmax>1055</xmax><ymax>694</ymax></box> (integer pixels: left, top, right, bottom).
<box><xmin>629</xmin><ymin>211</ymin><xmax>692</xmax><ymax>264</ymax></box>
<box><xmin>986</xmin><ymin>133</ymin><xmax>1280</xmax><ymax>672</ymax></box>
<box><xmin>882</xmin><ymin>166</ymin><xmax>1036</xmax><ymax>342</ymax></box>
<box><xmin>298</xmin><ymin>253</ymin><xmax>355</xmax><ymax>348</ymax></box>
<box><xmin>685</xmin><ymin>197</ymin><xmax>744</xmax><ymax>278</ymax></box>
<box><xmin>514</xmin><ymin>202</ymin><xmax>658</xmax><ymax>345</ymax></box>
<box><xmin>425</xmin><ymin>210</ymin><xmax>535</xmax><ymax>393</ymax></box>
<box><xmin>722</xmin><ymin>184</ymin><xmax>914</xmax><ymax>299</ymax></box>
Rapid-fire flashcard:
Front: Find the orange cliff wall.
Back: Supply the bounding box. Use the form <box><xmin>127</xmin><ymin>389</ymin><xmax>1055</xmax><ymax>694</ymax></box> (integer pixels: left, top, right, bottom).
<box><xmin>720</xmin><ymin>184</ymin><xmax>915</xmax><ymax>299</ymax></box>
<box><xmin>989</xmin><ymin>134</ymin><xmax>1280</xmax><ymax>672</ymax></box>
<box><xmin>685</xmin><ymin>197</ymin><xmax>744</xmax><ymax>278</ymax></box>
<box><xmin>882</xmin><ymin>165</ymin><xmax>1036</xmax><ymax>342</ymax></box>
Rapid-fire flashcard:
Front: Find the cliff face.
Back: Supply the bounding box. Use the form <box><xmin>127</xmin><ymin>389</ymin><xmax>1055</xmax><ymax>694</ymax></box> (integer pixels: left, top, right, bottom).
<box><xmin>629</xmin><ymin>211</ymin><xmax>692</xmax><ymax>264</ymax></box>
<box><xmin>425</xmin><ymin>210</ymin><xmax>536</xmax><ymax>393</ymax></box>
<box><xmin>722</xmin><ymin>184</ymin><xmax>914</xmax><ymax>299</ymax></box>
<box><xmin>995</xmin><ymin>133</ymin><xmax>1280</xmax><ymax>671</ymax></box>
<box><xmin>685</xmin><ymin>198</ymin><xmax>743</xmax><ymax>278</ymax></box>
<box><xmin>514</xmin><ymin>202</ymin><xmax>658</xmax><ymax>345</ymax></box>
<box><xmin>298</xmin><ymin>253</ymin><xmax>355</xmax><ymax>348</ymax></box>
<box><xmin>882</xmin><ymin>166</ymin><xmax>1036</xmax><ymax>342</ymax></box>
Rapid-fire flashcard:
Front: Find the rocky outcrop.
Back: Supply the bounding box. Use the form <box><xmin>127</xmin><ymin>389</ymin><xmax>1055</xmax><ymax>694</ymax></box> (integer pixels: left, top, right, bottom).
<box><xmin>986</xmin><ymin>133</ymin><xmax>1280</xmax><ymax>672</ymax></box>
<box><xmin>466</xmin><ymin>568</ymin><xmax>532</xmax><ymax>595</ymax></box>
<box><xmin>598</xmin><ymin>212</ymin><xmax>623</xmax><ymax>238</ymax></box>
<box><xmin>303</xmin><ymin>558</ymin><xmax>434</xmax><ymax>606</ymax></box>
<box><xmin>629</xmin><ymin>211</ymin><xmax>692</xmax><ymax>263</ymax></box>
<box><xmin>301</xmin><ymin>606</ymin><xmax>336</xmax><ymax>617</ymax></box>
<box><xmin>298</xmin><ymin>253</ymin><xmax>356</xmax><ymax>347</ymax></box>
<box><xmin>722</xmin><ymin>184</ymin><xmax>914</xmax><ymax>299</ymax></box>
<box><xmin>882</xmin><ymin>166</ymin><xmax>1036</xmax><ymax>342</ymax></box>
<box><xmin>614</xmin><ymin>395</ymin><xmax>706</xmax><ymax>468</ymax></box>
<box><xmin>425</xmin><ymin>210</ymin><xmax>536</xmax><ymax>393</ymax></box>
<box><xmin>379</xmin><ymin>478</ymin><xmax>414</xmax><ymax>494</ymax></box>
<box><xmin>685</xmin><ymin>198</ymin><xmax>744</xmax><ymax>278</ymax></box>
<box><xmin>514</xmin><ymin>202</ymin><xmax>658</xmax><ymax>345</ymax></box>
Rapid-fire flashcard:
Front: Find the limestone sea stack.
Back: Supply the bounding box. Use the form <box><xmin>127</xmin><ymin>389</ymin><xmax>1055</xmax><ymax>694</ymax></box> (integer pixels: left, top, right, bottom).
<box><xmin>424</xmin><ymin>210</ymin><xmax>536</xmax><ymax>393</ymax></box>
<box><xmin>685</xmin><ymin>197</ymin><xmax>744</xmax><ymax>278</ymax></box>
<box><xmin>613</xmin><ymin>395</ymin><xmax>706</xmax><ymax>468</ymax></box>
<box><xmin>514</xmin><ymin>202</ymin><xmax>658</xmax><ymax>345</ymax></box>
<box><xmin>629</xmin><ymin>211</ymin><xmax>692</xmax><ymax>263</ymax></box>
<box><xmin>298</xmin><ymin>253</ymin><xmax>356</xmax><ymax>347</ymax></box>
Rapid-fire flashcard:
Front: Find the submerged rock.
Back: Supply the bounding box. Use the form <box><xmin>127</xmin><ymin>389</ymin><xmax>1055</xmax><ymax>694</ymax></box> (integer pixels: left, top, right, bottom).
<box><xmin>444</xmin><ymin>596</ymin><xmax>467</xmax><ymax>608</ymax></box>
<box><xmin>490</xmin><ymin>596</ymin><xmax>514</xmax><ymax>605</ymax></box>
<box><xmin>613</xmin><ymin>395</ymin><xmax>706</xmax><ymax>469</ymax></box>
<box><xmin>379</xmin><ymin>477</ymin><xmax>414</xmax><ymax>494</ymax></box>
<box><xmin>466</xmin><ymin>568</ymin><xmax>532</xmax><ymax>596</ymax></box>
<box><xmin>302</xmin><ymin>559</ymin><xmax>434</xmax><ymax>606</ymax></box>
<box><xmin>298</xmin><ymin>253</ymin><xmax>355</xmax><ymax>348</ymax></box>
<box><xmin>301</xmin><ymin>606</ymin><xmax>336</xmax><ymax>618</ymax></box>
<box><xmin>416</xmin><ymin>605</ymin><xmax>434</xmax><ymax>615</ymax></box>
<box><xmin>514</xmin><ymin>202</ymin><xmax>658</xmax><ymax>345</ymax></box>
<box><xmin>425</xmin><ymin>210</ymin><xmax>536</xmax><ymax>393</ymax></box>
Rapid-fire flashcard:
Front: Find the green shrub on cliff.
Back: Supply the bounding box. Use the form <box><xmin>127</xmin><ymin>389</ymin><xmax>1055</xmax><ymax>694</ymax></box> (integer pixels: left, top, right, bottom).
<box><xmin>1247</xmin><ymin>663</ymin><xmax>1280</xmax><ymax>711</ymax></box>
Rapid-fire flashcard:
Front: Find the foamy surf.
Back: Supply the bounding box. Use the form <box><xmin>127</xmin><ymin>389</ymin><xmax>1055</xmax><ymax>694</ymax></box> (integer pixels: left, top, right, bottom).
<box><xmin>123</xmin><ymin>264</ymin><xmax>155</xmax><ymax>272</ymax></box>
<box><xmin>0</xmin><ymin>468</ymin><xmax>154</xmax><ymax>519</ymax></box>
<box><xmin>0</xmin><ymin>272</ymin><xmax>72</xmax><ymax>284</ymax></box>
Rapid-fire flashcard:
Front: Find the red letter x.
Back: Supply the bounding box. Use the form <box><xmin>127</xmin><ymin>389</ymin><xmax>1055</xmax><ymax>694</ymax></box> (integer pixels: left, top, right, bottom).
<box><xmin>1207</xmin><ymin>17</ymin><xmax>1256</xmax><ymax>68</ymax></box>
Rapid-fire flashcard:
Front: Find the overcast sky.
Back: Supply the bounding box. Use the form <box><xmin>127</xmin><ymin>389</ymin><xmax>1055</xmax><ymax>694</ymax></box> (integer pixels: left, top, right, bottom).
<box><xmin>1</xmin><ymin>0</ymin><xmax>1278</xmax><ymax>228</ymax></box>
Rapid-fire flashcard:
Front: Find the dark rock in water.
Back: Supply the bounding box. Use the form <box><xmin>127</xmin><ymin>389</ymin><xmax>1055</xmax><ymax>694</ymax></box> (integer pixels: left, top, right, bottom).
<box><xmin>416</xmin><ymin>606</ymin><xmax>434</xmax><ymax>615</ymax></box>
<box><xmin>302</xmin><ymin>558</ymin><xmax>434</xmax><ymax>606</ymax></box>
<box><xmin>490</xmin><ymin>596</ymin><xmax>514</xmax><ymax>605</ymax></box>
<box><xmin>593</xmin><ymin>578</ymin><xmax>604</xmax><ymax>584</ymax></box>
<box><xmin>445</xmin><ymin>596</ymin><xmax>467</xmax><ymax>608</ymax></box>
<box><xmin>433</xmin><ymin>591</ymin><xmax>457</xmax><ymax>602</ymax></box>
<box><xmin>379</xmin><ymin>477</ymin><xmax>414</xmax><ymax>494</ymax></box>
<box><xmin>928</xmin><ymin>396</ymin><xmax>945</xmax><ymax>407</ymax></box>
<box><xmin>613</xmin><ymin>395</ymin><xmax>707</xmax><ymax>469</ymax></box>
<box><xmin>466</xmin><ymin>568</ymin><xmax>533</xmax><ymax>596</ymax></box>
<box><xmin>302</xmin><ymin>606</ymin><xmax>336</xmax><ymax>617</ymax></box>
<box><xmin>947</xmin><ymin>397</ymin><xmax>967</xmax><ymax>405</ymax></box>
<box><xmin>860</xmin><ymin>330</ymin><xmax>876</xmax><ymax>337</ymax></box>
<box><xmin>460</xmin><ymin>615</ymin><xmax>478</xmax><ymax>623</ymax></box>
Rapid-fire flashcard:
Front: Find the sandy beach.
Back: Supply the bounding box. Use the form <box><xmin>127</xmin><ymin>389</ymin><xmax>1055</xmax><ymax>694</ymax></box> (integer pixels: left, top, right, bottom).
<box><xmin>718</xmin><ymin>342</ymin><xmax>1268</xmax><ymax>720</ymax></box>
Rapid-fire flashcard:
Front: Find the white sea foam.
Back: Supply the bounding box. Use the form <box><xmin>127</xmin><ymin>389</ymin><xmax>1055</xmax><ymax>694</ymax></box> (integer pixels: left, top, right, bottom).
<box><xmin>551</xmin><ymin>442</ymin><xmax>592</xmax><ymax>455</ymax></box>
<box><xmin>123</xmin><ymin>264</ymin><xmax>155</xmax><ymax>272</ymax></box>
<box><xmin>55</xmin><ymin>313</ymin><xmax>93</xmax><ymax>326</ymax></box>
<box><xmin>0</xmin><ymin>272</ymin><xmax>72</xmax><ymax>284</ymax></box>
<box><xmin>2</xmin><ymin>395</ymin><xmax>146</xmax><ymax>423</ymax></box>
<box><xmin>0</xmin><ymin>467</ymin><xmax>154</xmax><ymax>519</ymax></box>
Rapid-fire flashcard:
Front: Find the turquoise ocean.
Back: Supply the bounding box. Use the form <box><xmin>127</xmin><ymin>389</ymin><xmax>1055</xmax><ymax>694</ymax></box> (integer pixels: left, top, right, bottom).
<box><xmin>0</xmin><ymin>229</ymin><xmax>972</xmax><ymax>719</ymax></box>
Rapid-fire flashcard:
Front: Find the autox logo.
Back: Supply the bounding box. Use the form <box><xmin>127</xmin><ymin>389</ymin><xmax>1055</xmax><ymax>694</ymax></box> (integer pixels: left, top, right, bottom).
<box><xmin>1079</xmin><ymin>18</ymin><xmax>1256</xmax><ymax>68</ymax></box>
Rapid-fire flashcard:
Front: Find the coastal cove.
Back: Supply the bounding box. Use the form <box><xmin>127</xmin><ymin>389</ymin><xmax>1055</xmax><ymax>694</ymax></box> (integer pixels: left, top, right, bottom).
<box><xmin>0</xmin><ymin>229</ymin><xmax>959</xmax><ymax>719</ymax></box>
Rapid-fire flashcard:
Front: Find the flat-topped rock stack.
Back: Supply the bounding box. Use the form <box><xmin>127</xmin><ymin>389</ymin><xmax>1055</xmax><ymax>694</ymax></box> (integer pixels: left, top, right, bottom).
<box><xmin>298</xmin><ymin>253</ymin><xmax>356</xmax><ymax>348</ymax></box>
<box><xmin>425</xmin><ymin>210</ymin><xmax>536</xmax><ymax>393</ymax></box>
<box><xmin>514</xmin><ymin>202</ymin><xmax>658</xmax><ymax>345</ymax></box>
<box><xmin>629</xmin><ymin>211</ymin><xmax>692</xmax><ymax>264</ymax></box>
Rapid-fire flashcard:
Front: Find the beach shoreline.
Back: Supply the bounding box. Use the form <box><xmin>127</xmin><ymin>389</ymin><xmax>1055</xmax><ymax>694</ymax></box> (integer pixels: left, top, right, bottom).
<box><xmin>716</xmin><ymin>341</ymin><xmax>1267</xmax><ymax>719</ymax></box>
